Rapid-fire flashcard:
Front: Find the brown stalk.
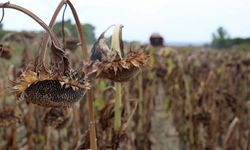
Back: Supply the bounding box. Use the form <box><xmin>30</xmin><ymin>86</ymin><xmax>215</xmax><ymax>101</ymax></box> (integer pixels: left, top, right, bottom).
<box><xmin>8</xmin><ymin>126</ymin><xmax>17</xmax><ymax>149</ymax></box>
<box><xmin>61</xmin><ymin>3</ymin><xmax>67</xmax><ymax>48</ymax></box>
<box><xmin>37</xmin><ymin>0</ymin><xmax>66</xmax><ymax>73</ymax></box>
<box><xmin>8</xmin><ymin>111</ymin><xmax>18</xmax><ymax>149</ymax></box>
<box><xmin>223</xmin><ymin>117</ymin><xmax>239</xmax><ymax>150</ymax></box>
<box><xmin>67</xmin><ymin>1</ymin><xmax>97</xmax><ymax>149</ymax></box>
<box><xmin>71</xmin><ymin>105</ymin><xmax>81</xmax><ymax>149</ymax></box>
<box><xmin>26</xmin><ymin>103</ymin><xmax>34</xmax><ymax>149</ymax></box>
<box><xmin>45</xmin><ymin>127</ymin><xmax>52</xmax><ymax>150</ymax></box>
<box><xmin>38</xmin><ymin>0</ymin><xmax>89</xmax><ymax>73</ymax></box>
<box><xmin>13</xmin><ymin>1</ymin><xmax>96</xmax><ymax>148</ymax></box>
<box><xmin>2</xmin><ymin>76</ymin><xmax>7</xmax><ymax>109</ymax></box>
<box><xmin>0</xmin><ymin>3</ymin><xmax>5</xmax><ymax>24</ymax></box>
<box><xmin>86</xmin><ymin>89</ymin><xmax>98</xmax><ymax>150</ymax></box>
<box><xmin>66</xmin><ymin>1</ymin><xmax>97</xmax><ymax>149</ymax></box>
<box><xmin>247</xmin><ymin>102</ymin><xmax>250</xmax><ymax>150</ymax></box>
<box><xmin>67</xmin><ymin>0</ymin><xmax>89</xmax><ymax>63</ymax></box>
<box><xmin>138</xmin><ymin>73</ymin><xmax>144</xmax><ymax>127</ymax></box>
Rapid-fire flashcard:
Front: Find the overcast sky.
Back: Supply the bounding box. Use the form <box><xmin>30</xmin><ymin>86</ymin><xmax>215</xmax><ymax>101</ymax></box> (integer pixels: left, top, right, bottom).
<box><xmin>1</xmin><ymin>0</ymin><xmax>250</xmax><ymax>44</ymax></box>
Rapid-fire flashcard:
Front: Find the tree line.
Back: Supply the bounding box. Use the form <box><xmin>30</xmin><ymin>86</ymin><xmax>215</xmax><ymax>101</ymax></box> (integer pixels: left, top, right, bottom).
<box><xmin>211</xmin><ymin>27</ymin><xmax>250</xmax><ymax>49</ymax></box>
<box><xmin>0</xmin><ymin>19</ymin><xmax>96</xmax><ymax>45</ymax></box>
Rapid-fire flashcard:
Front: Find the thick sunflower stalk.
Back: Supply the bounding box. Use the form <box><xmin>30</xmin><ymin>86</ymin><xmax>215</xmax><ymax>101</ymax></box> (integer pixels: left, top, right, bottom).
<box><xmin>111</xmin><ymin>25</ymin><xmax>123</xmax><ymax>132</ymax></box>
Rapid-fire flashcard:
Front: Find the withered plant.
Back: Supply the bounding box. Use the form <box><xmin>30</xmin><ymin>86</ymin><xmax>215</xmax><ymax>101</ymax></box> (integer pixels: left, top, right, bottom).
<box><xmin>78</xmin><ymin>24</ymin><xmax>148</xmax><ymax>149</ymax></box>
<box><xmin>0</xmin><ymin>108</ymin><xmax>20</xmax><ymax>127</ymax></box>
<box><xmin>2</xmin><ymin>2</ymin><xmax>250</xmax><ymax>149</ymax></box>
<box><xmin>0</xmin><ymin>43</ymin><xmax>12</xmax><ymax>59</ymax></box>
<box><xmin>1</xmin><ymin>3</ymin><xmax>90</xmax><ymax>108</ymax></box>
<box><xmin>0</xmin><ymin>1</ymin><xmax>149</xmax><ymax>150</ymax></box>
<box><xmin>87</xmin><ymin>25</ymin><xmax>148</xmax><ymax>82</ymax></box>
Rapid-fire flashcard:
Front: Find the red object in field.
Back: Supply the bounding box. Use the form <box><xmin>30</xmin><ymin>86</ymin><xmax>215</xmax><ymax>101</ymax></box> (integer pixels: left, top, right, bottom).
<box><xmin>150</xmin><ymin>33</ymin><xmax>164</xmax><ymax>47</ymax></box>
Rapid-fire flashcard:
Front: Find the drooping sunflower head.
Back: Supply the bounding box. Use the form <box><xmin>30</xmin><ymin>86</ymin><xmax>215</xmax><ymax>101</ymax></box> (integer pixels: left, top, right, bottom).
<box><xmin>87</xmin><ymin>25</ymin><xmax>149</xmax><ymax>82</ymax></box>
<box><xmin>0</xmin><ymin>43</ymin><xmax>12</xmax><ymax>59</ymax></box>
<box><xmin>90</xmin><ymin>53</ymin><xmax>148</xmax><ymax>82</ymax></box>
<box><xmin>12</xmin><ymin>42</ymin><xmax>90</xmax><ymax>108</ymax></box>
<box><xmin>12</xmin><ymin>69</ymin><xmax>90</xmax><ymax>107</ymax></box>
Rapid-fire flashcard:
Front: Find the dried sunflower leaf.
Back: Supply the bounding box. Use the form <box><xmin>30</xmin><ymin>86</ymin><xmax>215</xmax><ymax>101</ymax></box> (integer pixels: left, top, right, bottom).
<box><xmin>22</xmin><ymin>70</ymin><xmax>38</xmax><ymax>84</ymax></box>
<box><xmin>130</xmin><ymin>59</ymin><xmax>140</xmax><ymax>68</ymax></box>
<box><xmin>113</xmin><ymin>63</ymin><xmax>119</xmax><ymax>75</ymax></box>
<box><xmin>119</xmin><ymin>60</ymin><xmax>130</xmax><ymax>69</ymax></box>
<box><xmin>96</xmin><ymin>66</ymin><xmax>104</xmax><ymax>77</ymax></box>
<box><xmin>90</xmin><ymin>25</ymin><xmax>114</xmax><ymax>61</ymax></box>
<box><xmin>90</xmin><ymin>32</ymin><xmax>109</xmax><ymax>61</ymax></box>
<box><xmin>104</xmin><ymin>63</ymin><xmax>112</xmax><ymax>70</ymax></box>
<box><xmin>111</xmin><ymin>24</ymin><xmax>124</xmax><ymax>59</ymax></box>
<box><xmin>50</xmin><ymin>42</ymin><xmax>69</xmax><ymax>76</ymax></box>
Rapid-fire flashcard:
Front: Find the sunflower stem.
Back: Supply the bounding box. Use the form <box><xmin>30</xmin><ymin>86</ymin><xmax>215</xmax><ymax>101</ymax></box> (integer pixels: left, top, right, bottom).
<box><xmin>112</xmin><ymin>25</ymin><xmax>123</xmax><ymax>132</ymax></box>
<box><xmin>138</xmin><ymin>73</ymin><xmax>144</xmax><ymax>125</ymax></box>
<box><xmin>67</xmin><ymin>0</ymin><xmax>89</xmax><ymax>63</ymax></box>
<box><xmin>87</xmin><ymin>90</ymin><xmax>97</xmax><ymax>150</ymax></box>
<box><xmin>38</xmin><ymin>0</ymin><xmax>66</xmax><ymax>73</ymax></box>
<box><xmin>66</xmin><ymin>1</ymin><xmax>97</xmax><ymax>148</ymax></box>
<box><xmin>114</xmin><ymin>82</ymin><xmax>122</xmax><ymax>131</ymax></box>
<box><xmin>45</xmin><ymin>127</ymin><xmax>52</xmax><ymax>150</ymax></box>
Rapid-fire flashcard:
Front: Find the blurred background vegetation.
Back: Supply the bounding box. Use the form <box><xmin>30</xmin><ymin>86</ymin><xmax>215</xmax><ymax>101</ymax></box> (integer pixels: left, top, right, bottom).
<box><xmin>1</xmin><ymin>21</ymin><xmax>250</xmax><ymax>51</ymax></box>
<box><xmin>0</xmin><ymin>19</ymin><xmax>96</xmax><ymax>45</ymax></box>
<box><xmin>211</xmin><ymin>26</ymin><xmax>250</xmax><ymax>50</ymax></box>
<box><xmin>1</xmin><ymin>20</ymin><xmax>250</xmax><ymax>149</ymax></box>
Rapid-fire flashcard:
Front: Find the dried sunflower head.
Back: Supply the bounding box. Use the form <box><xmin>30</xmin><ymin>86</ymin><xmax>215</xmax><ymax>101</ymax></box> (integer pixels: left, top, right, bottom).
<box><xmin>88</xmin><ymin>25</ymin><xmax>148</xmax><ymax>82</ymax></box>
<box><xmin>42</xmin><ymin>107</ymin><xmax>72</xmax><ymax>129</ymax></box>
<box><xmin>65</xmin><ymin>38</ymin><xmax>79</xmax><ymax>51</ymax></box>
<box><xmin>90</xmin><ymin>53</ymin><xmax>148</xmax><ymax>82</ymax></box>
<box><xmin>0</xmin><ymin>43</ymin><xmax>12</xmax><ymax>59</ymax></box>
<box><xmin>12</xmin><ymin>43</ymin><xmax>90</xmax><ymax>107</ymax></box>
<box><xmin>0</xmin><ymin>109</ymin><xmax>21</xmax><ymax>127</ymax></box>
<box><xmin>12</xmin><ymin>70</ymin><xmax>90</xmax><ymax>107</ymax></box>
